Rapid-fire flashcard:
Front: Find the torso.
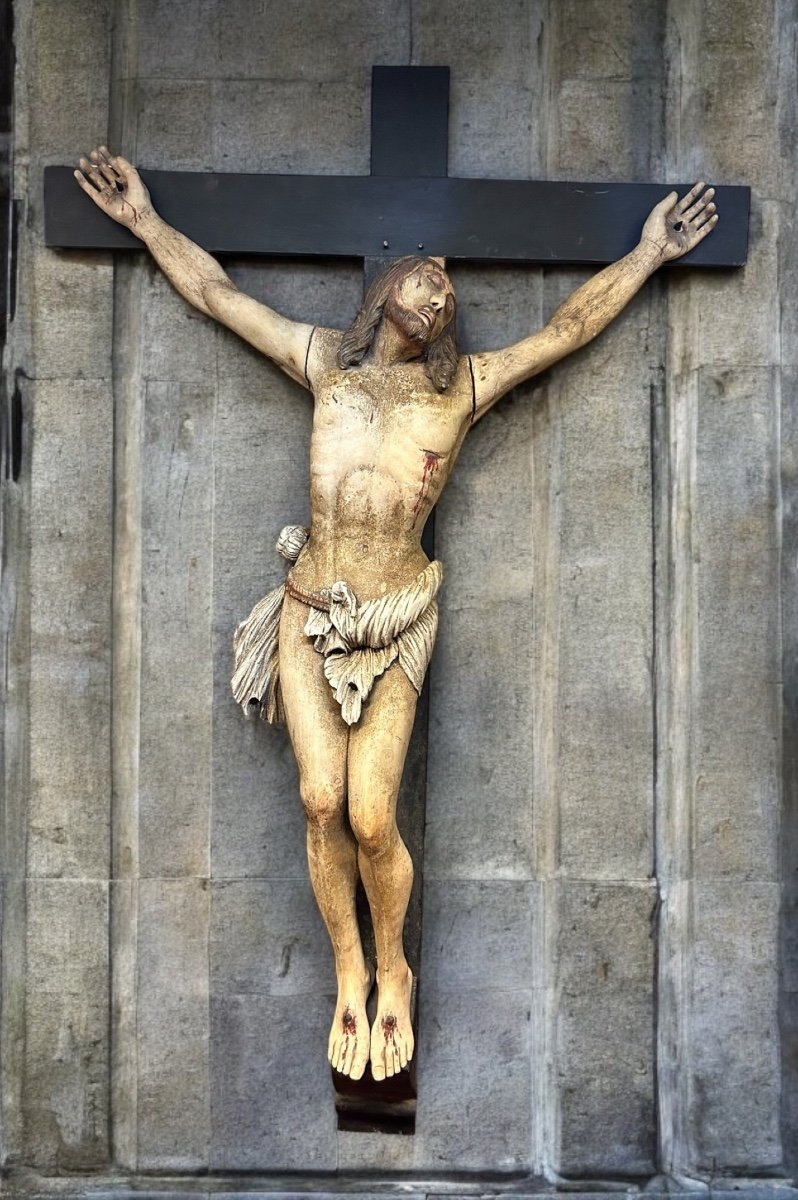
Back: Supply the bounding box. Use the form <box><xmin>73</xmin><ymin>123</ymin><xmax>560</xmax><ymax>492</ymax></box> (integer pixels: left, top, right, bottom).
<box><xmin>290</xmin><ymin>328</ymin><xmax>474</xmax><ymax>597</ymax></box>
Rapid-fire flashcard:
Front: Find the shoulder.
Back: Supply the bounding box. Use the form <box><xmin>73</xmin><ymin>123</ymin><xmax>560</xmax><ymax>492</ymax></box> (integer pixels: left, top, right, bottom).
<box><xmin>306</xmin><ymin>326</ymin><xmax>344</xmax><ymax>389</ymax></box>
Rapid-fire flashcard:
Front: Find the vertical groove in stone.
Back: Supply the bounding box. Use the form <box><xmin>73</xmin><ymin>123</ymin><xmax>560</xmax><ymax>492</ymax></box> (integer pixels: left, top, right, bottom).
<box><xmin>532</xmin><ymin>3</ymin><xmax>562</xmax><ymax>1174</ymax></box>
<box><xmin>1</xmin><ymin>0</ymin><xmax>30</xmax><ymax>1165</ymax></box>
<box><xmin>776</xmin><ymin>0</ymin><xmax>798</xmax><ymax>1170</ymax></box>
<box><xmin>108</xmin><ymin>0</ymin><xmax>142</xmax><ymax>1169</ymax></box>
<box><xmin>657</xmin><ymin>4</ymin><xmax>723</xmax><ymax>1173</ymax></box>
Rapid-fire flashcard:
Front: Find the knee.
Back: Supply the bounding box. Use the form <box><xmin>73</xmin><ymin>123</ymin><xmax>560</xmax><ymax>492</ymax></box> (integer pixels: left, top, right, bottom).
<box><xmin>299</xmin><ymin>776</ymin><xmax>345</xmax><ymax>830</ymax></box>
<box><xmin>349</xmin><ymin>799</ymin><xmax>397</xmax><ymax>858</ymax></box>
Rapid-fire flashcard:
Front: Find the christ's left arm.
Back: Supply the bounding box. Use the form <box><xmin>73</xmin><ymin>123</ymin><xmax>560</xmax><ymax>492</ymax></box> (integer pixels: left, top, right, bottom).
<box><xmin>469</xmin><ymin>182</ymin><xmax>717</xmax><ymax>423</ymax></box>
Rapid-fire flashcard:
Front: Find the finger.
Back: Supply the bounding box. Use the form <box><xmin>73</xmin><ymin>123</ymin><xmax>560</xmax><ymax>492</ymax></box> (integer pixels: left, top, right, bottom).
<box><xmin>90</xmin><ymin>150</ymin><xmax>120</xmax><ymax>189</ymax></box>
<box><xmin>112</xmin><ymin>153</ymin><xmax>136</xmax><ymax>179</ymax></box>
<box><xmin>676</xmin><ymin>181</ymin><xmax>706</xmax><ymax>214</ymax></box>
<box><xmin>691</xmin><ymin>213</ymin><xmax>719</xmax><ymax>244</ymax></box>
<box><xmin>691</xmin><ymin>202</ymin><xmax>717</xmax><ymax>229</ymax></box>
<box><xmin>77</xmin><ymin>157</ymin><xmax>108</xmax><ymax>192</ymax></box>
<box><xmin>74</xmin><ymin>169</ymin><xmax>105</xmax><ymax>202</ymax></box>
<box><xmin>652</xmin><ymin>190</ymin><xmax>678</xmax><ymax>217</ymax></box>
<box><xmin>98</xmin><ymin>146</ymin><xmax>121</xmax><ymax>172</ymax></box>
<box><xmin>682</xmin><ymin>187</ymin><xmax>715</xmax><ymax>223</ymax></box>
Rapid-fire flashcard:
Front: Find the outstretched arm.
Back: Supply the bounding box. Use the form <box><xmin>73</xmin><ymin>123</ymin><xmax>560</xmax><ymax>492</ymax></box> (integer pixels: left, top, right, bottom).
<box><xmin>470</xmin><ymin>183</ymin><xmax>718</xmax><ymax>422</ymax></box>
<box><xmin>74</xmin><ymin>147</ymin><xmax>314</xmax><ymax>388</ymax></box>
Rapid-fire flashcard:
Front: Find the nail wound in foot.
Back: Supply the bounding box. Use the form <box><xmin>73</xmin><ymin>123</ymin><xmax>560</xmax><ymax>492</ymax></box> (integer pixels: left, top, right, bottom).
<box><xmin>382</xmin><ymin>1014</ymin><xmax>397</xmax><ymax>1040</ymax></box>
<box><xmin>342</xmin><ymin>1007</ymin><xmax>357</xmax><ymax>1035</ymax></box>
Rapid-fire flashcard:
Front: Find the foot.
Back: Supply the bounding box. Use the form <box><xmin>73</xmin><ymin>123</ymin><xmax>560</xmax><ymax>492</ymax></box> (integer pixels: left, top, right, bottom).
<box><xmin>370</xmin><ymin>963</ymin><xmax>414</xmax><ymax>1081</ymax></box>
<box><xmin>328</xmin><ymin>969</ymin><xmax>372</xmax><ymax>1081</ymax></box>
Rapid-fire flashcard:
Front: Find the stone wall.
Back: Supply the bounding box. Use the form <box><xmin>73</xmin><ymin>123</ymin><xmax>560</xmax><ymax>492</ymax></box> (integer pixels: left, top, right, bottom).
<box><xmin>1</xmin><ymin>0</ymin><xmax>796</xmax><ymax>1191</ymax></box>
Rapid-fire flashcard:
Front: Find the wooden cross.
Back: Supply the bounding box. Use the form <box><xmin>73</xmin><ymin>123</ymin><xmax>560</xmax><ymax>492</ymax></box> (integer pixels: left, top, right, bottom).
<box><xmin>43</xmin><ymin>67</ymin><xmax>749</xmax><ymax>1136</ymax></box>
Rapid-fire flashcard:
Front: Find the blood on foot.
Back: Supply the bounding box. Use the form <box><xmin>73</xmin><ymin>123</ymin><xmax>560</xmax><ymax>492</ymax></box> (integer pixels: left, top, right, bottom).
<box><xmin>381</xmin><ymin>1013</ymin><xmax>397</xmax><ymax>1041</ymax></box>
<box><xmin>342</xmin><ymin>1006</ymin><xmax>357</xmax><ymax>1036</ymax></box>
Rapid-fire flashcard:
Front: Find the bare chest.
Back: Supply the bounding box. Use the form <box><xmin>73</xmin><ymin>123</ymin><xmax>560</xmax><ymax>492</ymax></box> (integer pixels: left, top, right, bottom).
<box><xmin>310</xmin><ymin>368</ymin><xmax>469</xmax><ymax>485</ymax></box>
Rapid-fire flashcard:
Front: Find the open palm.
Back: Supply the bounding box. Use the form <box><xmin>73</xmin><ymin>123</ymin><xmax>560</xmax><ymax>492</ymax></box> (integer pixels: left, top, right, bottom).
<box><xmin>74</xmin><ymin>146</ymin><xmax>151</xmax><ymax>231</ymax></box>
<box><xmin>642</xmin><ymin>182</ymin><xmax>718</xmax><ymax>262</ymax></box>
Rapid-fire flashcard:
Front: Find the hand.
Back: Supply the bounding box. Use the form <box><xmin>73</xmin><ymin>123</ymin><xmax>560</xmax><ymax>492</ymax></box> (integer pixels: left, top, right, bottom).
<box><xmin>641</xmin><ymin>182</ymin><xmax>718</xmax><ymax>263</ymax></box>
<box><xmin>74</xmin><ymin>146</ymin><xmax>152</xmax><ymax>232</ymax></box>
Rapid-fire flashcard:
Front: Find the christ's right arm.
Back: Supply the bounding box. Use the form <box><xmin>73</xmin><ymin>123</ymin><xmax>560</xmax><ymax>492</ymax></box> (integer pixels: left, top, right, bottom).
<box><xmin>74</xmin><ymin>147</ymin><xmax>314</xmax><ymax>388</ymax></box>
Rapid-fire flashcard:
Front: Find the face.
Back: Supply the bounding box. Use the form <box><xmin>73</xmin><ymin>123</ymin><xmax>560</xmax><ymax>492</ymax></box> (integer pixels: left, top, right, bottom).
<box><xmin>386</xmin><ymin>262</ymin><xmax>456</xmax><ymax>346</ymax></box>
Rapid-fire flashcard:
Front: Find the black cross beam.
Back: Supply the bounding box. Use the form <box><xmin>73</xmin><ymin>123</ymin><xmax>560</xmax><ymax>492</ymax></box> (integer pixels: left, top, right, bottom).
<box><xmin>45</xmin><ymin>70</ymin><xmax>748</xmax><ymax>264</ymax></box>
<box><xmin>43</xmin><ymin>67</ymin><xmax>749</xmax><ymax>1136</ymax></box>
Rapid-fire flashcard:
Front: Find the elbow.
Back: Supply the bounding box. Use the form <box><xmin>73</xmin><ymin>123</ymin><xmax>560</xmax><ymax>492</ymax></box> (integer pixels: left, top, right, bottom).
<box><xmin>203</xmin><ymin>277</ymin><xmax>237</xmax><ymax>317</ymax></box>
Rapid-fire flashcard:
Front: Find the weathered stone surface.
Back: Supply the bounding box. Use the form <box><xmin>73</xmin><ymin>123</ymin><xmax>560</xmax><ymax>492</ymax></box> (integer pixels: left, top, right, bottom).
<box><xmin>22</xmin><ymin>882</ymin><xmax>109</xmax><ymax>1169</ymax></box>
<box><xmin>139</xmin><ymin>381</ymin><xmax>215</xmax><ymax>878</ymax></box>
<box><xmin>555</xmin><ymin>883</ymin><xmax>656</xmax><ymax>1176</ymax></box>
<box><xmin>690</xmin><ymin>882</ymin><xmax>781</xmax><ymax>1171</ymax></box>
<box><xmin>210</xmin><ymin>879</ymin><xmax>334</xmax><ymax>998</ymax></box>
<box><xmin>28</xmin><ymin>379</ymin><xmax>113</xmax><ymax>880</ymax></box>
<box><xmin>136</xmin><ymin>880</ymin><xmax>211</xmax><ymax>1169</ymax></box>
<box><xmin>421</xmin><ymin>879</ymin><xmax>537</xmax><ymax>994</ymax></box>
<box><xmin>211</xmin><ymin>80</ymin><xmax>370</xmax><ymax>176</ymax></box>
<box><xmin>135</xmin><ymin>80</ymin><xmax>214</xmax><ymax>172</ymax></box>
<box><xmin>136</xmin><ymin>0</ymin><xmax>408</xmax><ymax>83</ymax></box>
<box><xmin>692</xmin><ymin>365</ymin><xmax>779</xmax><ymax>882</ymax></box>
<box><xmin>210</xmin><ymin>993</ymin><xmax>337</xmax><ymax>1170</ymax></box>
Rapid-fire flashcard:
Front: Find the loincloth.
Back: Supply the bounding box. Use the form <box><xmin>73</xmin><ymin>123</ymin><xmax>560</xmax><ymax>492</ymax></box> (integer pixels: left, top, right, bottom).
<box><xmin>231</xmin><ymin>525</ymin><xmax>442</xmax><ymax>727</ymax></box>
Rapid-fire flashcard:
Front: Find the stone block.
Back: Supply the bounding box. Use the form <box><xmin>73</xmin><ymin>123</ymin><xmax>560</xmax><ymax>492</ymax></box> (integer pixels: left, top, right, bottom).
<box><xmin>139</xmin><ymin>268</ymin><xmax>218</xmax><ymax>383</ymax></box>
<box><xmin>22</xmin><ymin>881</ymin><xmax>109</xmax><ymax>1169</ymax></box>
<box><xmin>136</xmin><ymin>880</ymin><xmax>211</xmax><ymax>1169</ymax></box>
<box><xmin>139</xmin><ymin>381</ymin><xmax>215</xmax><ymax>878</ymax></box>
<box><xmin>421</xmin><ymin>880</ymin><xmax>537</xmax><ymax>994</ymax></box>
<box><xmin>210</xmin><ymin>879</ymin><xmax>333</xmax><ymax>998</ymax></box>
<box><xmin>416</xmin><ymin>985</ymin><xmax>535</xmax><ymax>1171</ymax></box>
<box><xmin>212</xmin><ymin>79</ymin><xmax>370</xmax><ymax>175</ymax></box>
<box><xmin>30</xmin><ymin>247</ymin><xmax>113</xmax><ymax>380</ymax></box>
<box><xmin>209</xmin><ymin>993</ymin><xmax>337</xmax><ymax>1170</ymax></box>
<box><xmin>555</xmin><ymin>882</ymin><xmax>656</xmax><ymax>1176</ymax></box>
<box><xmin>211</xmin><ymin>2</ymin><xmax>408</xmax><ymax>83</ymax></box>
<box><xmin>136</xmin><ymin>0</ymin><xmax>225</xmax><ymax>80</ymax></box>
<box><xmin>690</xmin><ymin>881</ymin><xmax>781</xmax><ymax>1171</ymax></box>
<box><xmin>426</xmin><ymin>593</ymin><xmax>535</xmax><ymax>882</ymax></box>
<box><xmin>545</xmin><ymin>300</ymin><xmax>656</xmax><ymax>881</ymax></box>
<box><xmin>668</xmin><ymin>0</ymin><xmax>778</xmax><ymax>186</ymax></box>
<box><xmin>449</xmin><ymin>262</ymin><xmax>544</xmax><ymax>354</ymax></box>
<box><xmin>29</xmin><ymin>70</ymin><xmax>110</xmax><ymax>171</ymax></box>
<box><xmin>135</xmin><ymin>80</ymin><xmax>214</xmax><ymax>170</ymax></box>
<box><xmin>28</xmin><ymin>379</ymin><xmax>113</xmax><ymax>879</ymax></box>
<box><xmin>692</xmin><ymin>366</ymin><xmax>779</xmax><ymax>881</ymax></box>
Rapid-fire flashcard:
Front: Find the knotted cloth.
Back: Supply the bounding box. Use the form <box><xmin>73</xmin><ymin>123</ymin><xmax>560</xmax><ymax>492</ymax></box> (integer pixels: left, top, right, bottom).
<box><xmin>232</xmin><ymin>525</ymin><xmax>442</xmax><ymax>726</ymax></box>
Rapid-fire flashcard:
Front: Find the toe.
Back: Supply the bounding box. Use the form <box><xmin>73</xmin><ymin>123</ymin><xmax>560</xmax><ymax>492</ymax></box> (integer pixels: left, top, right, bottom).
<box><xmin>351</xmin><ymin>1053</ymin><xmax>366</xmax><ymax>1081</ymax></box>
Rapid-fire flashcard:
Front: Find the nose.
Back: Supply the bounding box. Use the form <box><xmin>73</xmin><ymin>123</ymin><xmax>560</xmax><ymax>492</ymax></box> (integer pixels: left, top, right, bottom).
<box><xmin>429</xmin><ymin>290</ymin><xmax>446</xmax><ymax>311</ymax></box>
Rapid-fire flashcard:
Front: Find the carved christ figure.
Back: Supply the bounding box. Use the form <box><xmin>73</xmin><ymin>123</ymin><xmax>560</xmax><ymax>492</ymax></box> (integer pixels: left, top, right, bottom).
<box><xmin>74</xmin><ymin>147</ymin><xmax>717</xmax><ymax>1083</ymax></box>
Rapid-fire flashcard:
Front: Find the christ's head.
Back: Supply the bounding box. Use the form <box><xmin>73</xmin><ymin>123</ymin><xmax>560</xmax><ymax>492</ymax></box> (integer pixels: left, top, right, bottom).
<box><xmin>338</xmin><ymin>256</ymin><xmax>458</xmax><ymax>391</ymax></box>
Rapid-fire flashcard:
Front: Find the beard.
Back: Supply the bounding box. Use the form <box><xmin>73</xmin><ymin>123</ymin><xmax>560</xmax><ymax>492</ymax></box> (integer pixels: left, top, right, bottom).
<box><xmin>384</xmin><ymin>292</ymin><xmax>434</xmax><ymax>346</ymax></box>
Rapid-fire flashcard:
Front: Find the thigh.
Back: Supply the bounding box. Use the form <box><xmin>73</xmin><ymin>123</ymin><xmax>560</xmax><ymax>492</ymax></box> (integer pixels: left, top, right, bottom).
<box><xmin>278</xmin><ymin>593</ymin><xmax>349</xmax><ymax>799</ymax></box>
<box><xmin>347</xmin><ymin>665</ymin><xmax>419</xmax><ymax>824</ymax></box>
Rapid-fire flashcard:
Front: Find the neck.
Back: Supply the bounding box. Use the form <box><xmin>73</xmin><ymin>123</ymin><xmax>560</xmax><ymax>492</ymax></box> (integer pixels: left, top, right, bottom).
<box><xmin>370</xmin><ymin>318</ymin><xmax>425</xmax><ymax>366</ymax></box>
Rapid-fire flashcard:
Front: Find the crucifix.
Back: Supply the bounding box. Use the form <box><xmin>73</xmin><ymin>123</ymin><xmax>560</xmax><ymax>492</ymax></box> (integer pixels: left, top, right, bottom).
<box><xmin>45</xmin><ymin>67</ymin><xmax>749</xmax><ymax>1137</ymax></box>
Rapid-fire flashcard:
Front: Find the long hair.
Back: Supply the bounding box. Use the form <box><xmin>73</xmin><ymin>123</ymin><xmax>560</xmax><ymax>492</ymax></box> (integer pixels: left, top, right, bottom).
<box><xmin>337</xmin><ymin>256</ymin><xmax>459</xmax><ymax>392</ymax></box>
